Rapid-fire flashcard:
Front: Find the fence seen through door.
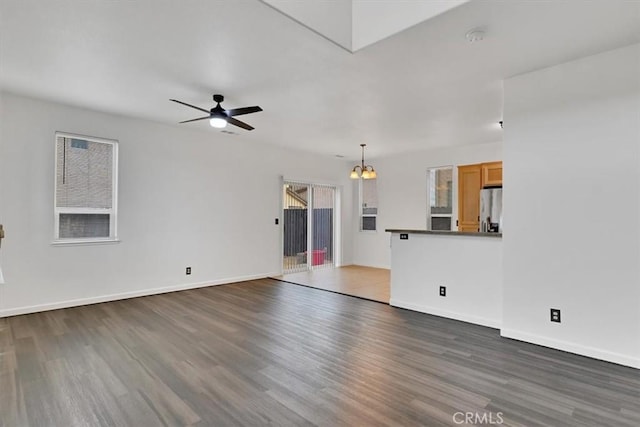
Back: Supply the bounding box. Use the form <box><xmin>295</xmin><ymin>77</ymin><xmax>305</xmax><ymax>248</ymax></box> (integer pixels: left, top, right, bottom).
<box><xmin>283</xmin><ymin>182</ymin><xmax>335</xmax><ymax>274</ymax></box>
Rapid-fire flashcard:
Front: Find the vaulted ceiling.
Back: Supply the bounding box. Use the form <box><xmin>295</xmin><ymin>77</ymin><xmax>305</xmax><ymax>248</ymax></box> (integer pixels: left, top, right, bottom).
<box><xmin>1</xmin><ymin>0</ymin><xmax>639</xmax><ymax>160</ymax></box>
<box><xmin>262</xmin><ymin>0</ymin><xmax>469</xmax><ymax>52</ymax></box>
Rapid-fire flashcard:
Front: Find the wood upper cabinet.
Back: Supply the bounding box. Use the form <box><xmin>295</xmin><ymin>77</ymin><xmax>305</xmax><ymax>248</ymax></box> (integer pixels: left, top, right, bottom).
<box><xmin>457</xmin><ymin>164</ymin><xmax>482</xmax><ymax>232</ymax></box>
<box><xmin>481</xmin><ymin>161</ymin><xmax>503</xmax><ymax>187</ymax></box>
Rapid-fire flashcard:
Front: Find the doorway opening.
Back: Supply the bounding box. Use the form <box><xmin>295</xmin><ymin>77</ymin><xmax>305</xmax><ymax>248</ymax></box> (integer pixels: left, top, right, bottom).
<box><xmin>282</xmin><ymin>182</ymin><xmax>336</xmax><ymax>274</ymax></box>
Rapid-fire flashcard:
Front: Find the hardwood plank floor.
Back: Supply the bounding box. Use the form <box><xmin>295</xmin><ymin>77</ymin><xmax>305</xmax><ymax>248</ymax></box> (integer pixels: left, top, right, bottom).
<box><xmin>1</xmin><ymin>278</ymin><xmax>639</xmax><ymax>426</ymax></box>
<box><xmin>278</xmin><ymin>265</ymin><xmax>390</xmax><ymax>303</ymax></box>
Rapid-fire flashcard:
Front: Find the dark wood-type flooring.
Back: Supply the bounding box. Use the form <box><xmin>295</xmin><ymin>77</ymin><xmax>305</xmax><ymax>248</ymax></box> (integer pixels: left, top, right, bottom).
<box><xmin>1</xmin><ymin>279</ymin><xmax>639</xmax><ymax>426</ymax></box>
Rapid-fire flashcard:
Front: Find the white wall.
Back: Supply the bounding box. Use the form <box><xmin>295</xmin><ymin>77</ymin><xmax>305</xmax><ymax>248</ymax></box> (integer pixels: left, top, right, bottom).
<box><xmin>390</xmin><ymin>233</ymin><xmax>502</xmax><ymax>328</ymax></box>
<box><xmin>502</xmin><ymin>44</ymin><xmax>640</xmax><ymax>368</ymax></box>
<box><xmin>352</xmin><ymin>142</ymin><xmax>502</xmax><ymax>269</ymax></box>
<box><xmin>0</xmin><ymin>93</ymin><xmax>353</xmax><ymax>316</ymax></box>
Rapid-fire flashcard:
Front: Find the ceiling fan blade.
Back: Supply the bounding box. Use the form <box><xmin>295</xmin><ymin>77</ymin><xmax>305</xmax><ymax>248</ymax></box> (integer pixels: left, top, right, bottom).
<box><xmin>226</xmin><ymin>106</ymin><xmax>262</xmax><ymax>117</ymax></box>
<box><xmin>170</xmin><ymin>99</ymin><xmax>210</xmax><ymax>114</ymax></box>
<box><xmin>227</xmin><ymin>117</ymin><xmax>254</xmax><ymax>131</ymax></box>
<box><xmin>179</xmin><ymin>116</ymin><xmax>210</xmax><ymax>124</ymax></box>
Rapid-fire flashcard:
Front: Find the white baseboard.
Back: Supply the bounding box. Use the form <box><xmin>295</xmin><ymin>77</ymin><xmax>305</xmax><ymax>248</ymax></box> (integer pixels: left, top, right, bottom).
<box><xmin>501</xmin><ymin>328</ymin><xmax>640</xmax><ymax>369</ymax></box>
<box><xmin>351</xmin><ymin>263</ymin><xmax>391</xmax><ymax>270</ymax></box>
<box><xmin>390</xmin><ymin>298</ymin><xmax>500</xmax><ymax>329</ymax></box>
<box><xmin>0</xmin><ymin>273</ymin><xmax>279</xmax><ymax>318</ymax></box>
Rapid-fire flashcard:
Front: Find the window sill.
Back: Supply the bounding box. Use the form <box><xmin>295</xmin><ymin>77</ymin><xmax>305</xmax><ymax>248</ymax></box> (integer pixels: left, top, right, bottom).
<box><xmin>51</xmin><ymin>238</ymin><xmax>120</xmax><ymax>247</ymax></box>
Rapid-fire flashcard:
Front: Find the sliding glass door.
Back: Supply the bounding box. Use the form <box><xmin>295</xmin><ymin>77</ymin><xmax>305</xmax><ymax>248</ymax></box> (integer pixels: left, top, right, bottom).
<box><xmin>282</xmin><ymin>181</ymin><xmax>336</xmax><ymax>274</ymax></box>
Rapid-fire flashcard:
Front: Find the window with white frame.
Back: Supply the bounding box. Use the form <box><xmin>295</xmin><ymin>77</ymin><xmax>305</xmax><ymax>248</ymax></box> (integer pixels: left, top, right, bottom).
<box><xmin>360</xmin><ymin>178</ymin><xmax>378</xmax><ymax>231</ymax></box>
<box><xmin>427</xmin><ymin>166</ymin><xmax>453</xmax><ymax>231</ymax></box>
<box><xmin>54</xmin><ymin>133</ymin><xmax>118</xmax><ymax>242</ymax></box>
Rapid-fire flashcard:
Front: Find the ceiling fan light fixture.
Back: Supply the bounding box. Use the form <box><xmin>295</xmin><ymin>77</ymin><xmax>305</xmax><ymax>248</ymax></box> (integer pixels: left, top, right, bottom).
<box><xmin>171</xmin><ymin>94</ymin><xmax>261</xmax><ymax>131</ymax></box>
<box><xmin>209</xmin><ymin>116</ymin><xmax>227</xmax><ymax>128</ymax></box>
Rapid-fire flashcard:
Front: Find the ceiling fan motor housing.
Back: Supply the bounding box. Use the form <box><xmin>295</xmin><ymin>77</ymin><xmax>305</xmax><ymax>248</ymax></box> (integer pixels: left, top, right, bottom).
<box><xmin>211</xmin><ymin>105</ymin><xmax>226</xmax><ymax>117</ymax></box>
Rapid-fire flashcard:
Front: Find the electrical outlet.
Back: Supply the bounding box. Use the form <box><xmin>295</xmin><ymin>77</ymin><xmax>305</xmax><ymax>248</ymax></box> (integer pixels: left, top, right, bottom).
<box><xmin>550</xmin><ymin>308</ymin><xmax>561</xmax><ymax>323</ymax></box>
<box><xmin>186</xmin><ymin>267</ymin><xmax>191</xmax><ymax>275</ymax></box>
<box><xmin>439</xmin><ymin>286</ymin><xmax>446</xmax><ymax>297</ymax></box>
<box><xmin>275</xmin><ymin>218</ymin><xmax>279</xmax><ymax>225</ymax></box>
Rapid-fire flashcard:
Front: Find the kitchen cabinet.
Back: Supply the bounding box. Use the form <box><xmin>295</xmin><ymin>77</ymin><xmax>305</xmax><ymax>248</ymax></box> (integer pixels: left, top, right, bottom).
<box><xmin>481</xmin><ymin>161</ymin><xmax>503</xmax><ymax>187</ymax></box>
<box><xmin>457</xmin><ymin>164</ymin><xmax>482</xmax><ymax>232</ymax></box>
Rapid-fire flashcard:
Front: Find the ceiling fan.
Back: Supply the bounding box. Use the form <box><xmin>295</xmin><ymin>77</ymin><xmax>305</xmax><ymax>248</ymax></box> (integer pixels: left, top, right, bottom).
<box><xmin>170</xmin><ymin>94</ymin><xmax>262</xmax><ymax>131</ymax></box>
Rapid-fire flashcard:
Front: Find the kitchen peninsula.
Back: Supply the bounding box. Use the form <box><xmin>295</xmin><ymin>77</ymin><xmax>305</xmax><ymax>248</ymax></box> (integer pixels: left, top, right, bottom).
<box><xmin>386</xmin><ymin>229</ymin><xmax>502</xmax><ymax>328</ymax></box>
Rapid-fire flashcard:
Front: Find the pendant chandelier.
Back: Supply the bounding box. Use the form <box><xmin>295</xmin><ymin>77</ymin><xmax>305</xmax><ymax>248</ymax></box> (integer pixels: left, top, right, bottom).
<box><xmin>350</xmin><ymin>144</ymin><xmax>377</xmax><ymax>179</ymax></box>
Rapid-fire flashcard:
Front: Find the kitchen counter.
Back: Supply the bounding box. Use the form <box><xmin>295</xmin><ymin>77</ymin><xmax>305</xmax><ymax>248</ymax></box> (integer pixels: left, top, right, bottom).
<box><xmin>387</xmin><ymin>229</ymin><xmax>502</xmax><ymax>328</ymax></box>
<box><xmin>386</xmin><ymin>229</ymin><xmax>501</xmax><ymax>238</ymax></box>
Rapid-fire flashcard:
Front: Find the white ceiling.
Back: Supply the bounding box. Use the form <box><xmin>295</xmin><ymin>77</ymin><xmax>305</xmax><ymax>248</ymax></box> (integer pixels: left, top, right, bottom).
<box><xmin>1</xmin><ymin>0</ymin><xmax>639</xmax><ymax>160</ymax></box>
<box><xmin>262</xmin><ymin>0</ymin><xmax>469</xmax><ymax>52</ymax></box>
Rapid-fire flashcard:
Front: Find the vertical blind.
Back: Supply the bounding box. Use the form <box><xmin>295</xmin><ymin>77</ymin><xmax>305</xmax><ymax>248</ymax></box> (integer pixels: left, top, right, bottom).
<box><xmin>311</xmin><ymin>185</ymin><xmax>335</xmax><ymax>271</ymax></box>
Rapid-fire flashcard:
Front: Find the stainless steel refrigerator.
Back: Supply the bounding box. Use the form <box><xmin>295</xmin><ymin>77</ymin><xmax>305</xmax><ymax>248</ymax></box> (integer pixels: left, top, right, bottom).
<box><xmin>480</xmin><ymin>188</ymin><xmax>503</xmax><ymax>233</ymax></box>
